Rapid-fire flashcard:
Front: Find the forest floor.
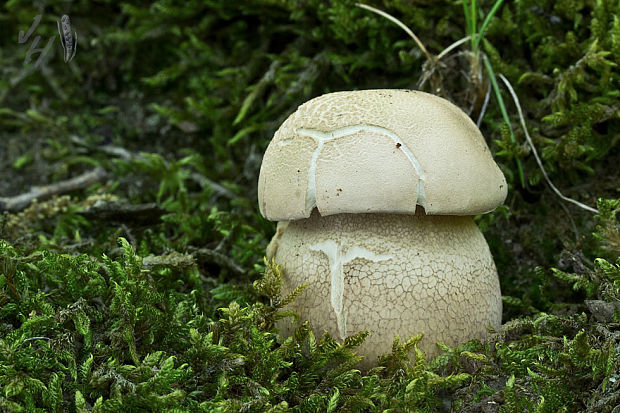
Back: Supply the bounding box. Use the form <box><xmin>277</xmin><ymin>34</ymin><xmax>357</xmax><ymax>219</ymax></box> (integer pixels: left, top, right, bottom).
<box><xmin>0</xmin><ymin>1</ymin><xmax>619</xmax><ymax>412</ymax></box>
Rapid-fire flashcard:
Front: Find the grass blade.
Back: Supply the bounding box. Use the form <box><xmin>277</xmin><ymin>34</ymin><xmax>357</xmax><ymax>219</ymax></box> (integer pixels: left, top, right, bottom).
<box><xmin>482</xmin><ymin>54</ymin><xmax>525</xmax><ymax>188</ymax></box>
<box><xmin>356</xmin><ymin>3</ymin><xmax>435</xmax><ymax>64</ymax></box>
<box><xmin>462</xmin><ymin>0</ymin><xmax>473</xmax><ymax>39</ymax></box>
<box><xmin>498</xmin><ymin>73</ymin><xmax>599</xmax><ymax>213</ymax></box>
<box><xmin>471</xmin><ymin>0</ymin><xmax>477</xmax><ymax>39</ymax></box>
<box><xmin>474</xmin><ymin>0</ymin><xmax>505</xmax><ymax>50</ymax></box>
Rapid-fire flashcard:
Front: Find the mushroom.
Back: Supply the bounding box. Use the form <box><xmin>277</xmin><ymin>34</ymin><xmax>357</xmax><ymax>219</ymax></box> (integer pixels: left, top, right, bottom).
<box><xmin>258</xmin><ymin>89</ymin><xmax>507</xmax><ymax>369</ymax></box>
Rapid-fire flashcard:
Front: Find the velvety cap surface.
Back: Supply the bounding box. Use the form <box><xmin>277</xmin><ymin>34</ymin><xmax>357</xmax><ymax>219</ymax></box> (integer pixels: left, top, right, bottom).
<box><xmin>258</xmin><ymin>89</ymin><xmax>507</xmax><ymax>220</ymax></box>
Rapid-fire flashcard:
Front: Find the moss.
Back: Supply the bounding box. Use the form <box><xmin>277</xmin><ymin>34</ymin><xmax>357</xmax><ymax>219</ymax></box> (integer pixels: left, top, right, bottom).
<box><xmin>0</xmin><ymin>0</ymin><xmax>619</xmax><ymax>411</ymax></box>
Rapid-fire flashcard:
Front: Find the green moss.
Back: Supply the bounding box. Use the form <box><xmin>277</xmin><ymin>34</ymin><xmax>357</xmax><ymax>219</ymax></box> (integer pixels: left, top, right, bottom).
<box><xmin>1</xmin><ymin>0</ymin><xmax>619</xmax><ymax>411</ymax></box>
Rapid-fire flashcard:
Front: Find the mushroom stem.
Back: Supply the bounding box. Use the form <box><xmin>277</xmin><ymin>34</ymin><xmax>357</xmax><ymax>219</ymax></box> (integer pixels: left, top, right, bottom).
<box><xmin>272</xmin><ymin>210</ymin><xmax>502</xmax><ymax>369</ymax></box>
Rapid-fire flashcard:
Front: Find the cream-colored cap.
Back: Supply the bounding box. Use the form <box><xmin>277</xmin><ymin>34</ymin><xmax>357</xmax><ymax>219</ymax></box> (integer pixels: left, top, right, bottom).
<box><xmin>258</xmin><ymin>89</ymin><xmax>507</xmax><ymax>220</ymax></box>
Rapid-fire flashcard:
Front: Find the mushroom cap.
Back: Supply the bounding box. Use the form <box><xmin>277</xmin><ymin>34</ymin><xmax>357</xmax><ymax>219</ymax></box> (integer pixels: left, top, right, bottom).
<box><xmin>258</xmin><ymin>89</ymin><xmax>507</xmax><ymax>220</ymax></box>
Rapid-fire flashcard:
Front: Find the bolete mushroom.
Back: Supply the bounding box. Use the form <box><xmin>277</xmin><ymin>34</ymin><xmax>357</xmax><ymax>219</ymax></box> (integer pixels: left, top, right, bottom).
<box><xmin>258</xmin><ymin>89</ymin><xmax>506</xmax><ymax>369</ymax></box>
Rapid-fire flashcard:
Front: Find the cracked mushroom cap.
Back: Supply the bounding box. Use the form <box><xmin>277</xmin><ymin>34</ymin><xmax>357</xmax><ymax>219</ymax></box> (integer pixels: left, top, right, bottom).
<box><xmin>258</xmin><ymin>89</ymin><xmax>507</xmax><ymax>220</ymax></box>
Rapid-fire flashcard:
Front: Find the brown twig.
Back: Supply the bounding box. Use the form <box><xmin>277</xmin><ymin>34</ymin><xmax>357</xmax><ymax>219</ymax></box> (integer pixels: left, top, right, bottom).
<box><xmin>188</xmin><ymin>245</ymin><xmax>245</xmax><ymax>276</ymax></box>
<box><xmin>77</xmin><ymin>201</ymin><xmax>165</xmax><ymax>224</ymax></box>
<box><xmin>92</xmin><ymin>141</ymin><xmax>240</xmax><ymax>201</ymax></box>
<box><xmin>0</xmin><ymin>167</ymin><xmax>107</xmax><ymax>212</ymax></box>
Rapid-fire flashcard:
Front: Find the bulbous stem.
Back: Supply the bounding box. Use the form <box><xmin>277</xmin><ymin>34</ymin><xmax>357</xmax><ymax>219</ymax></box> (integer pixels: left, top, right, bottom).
<box><xmin>269</xmin><ymin>210</ymin><xmax>502</xmax><ymax>369</ymax></box>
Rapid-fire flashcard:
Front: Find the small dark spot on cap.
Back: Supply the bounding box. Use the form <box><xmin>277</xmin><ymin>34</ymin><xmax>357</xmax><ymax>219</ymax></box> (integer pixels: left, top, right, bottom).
<box><xmin>297</xmin><ymin>169</ymin><xmax>300</xmax><ymax>173</ymax></box>
<box><xmin>396</xmin><ymin>142</ymin><xmax>401</xmax><ymax>148</ymax></box>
